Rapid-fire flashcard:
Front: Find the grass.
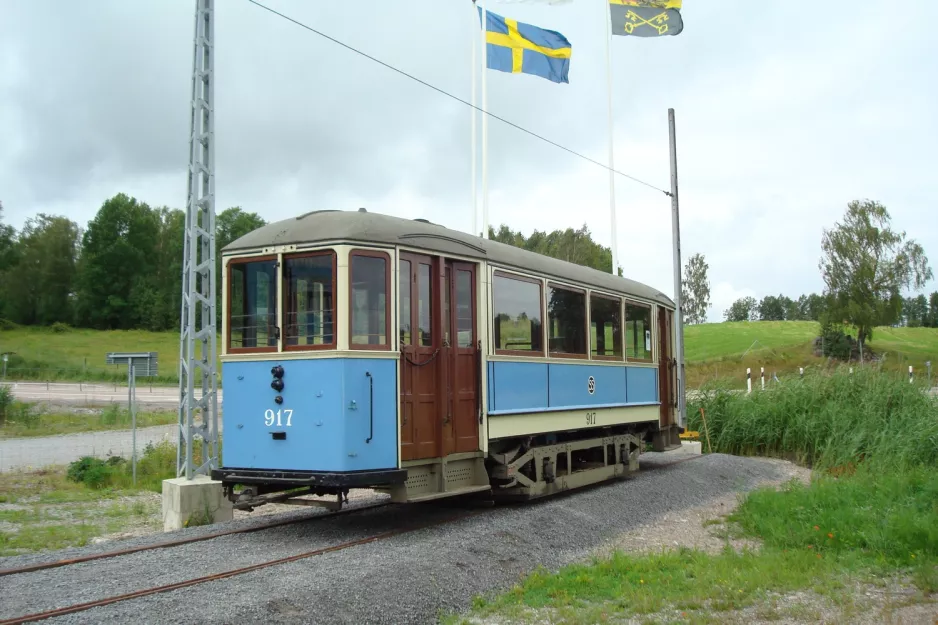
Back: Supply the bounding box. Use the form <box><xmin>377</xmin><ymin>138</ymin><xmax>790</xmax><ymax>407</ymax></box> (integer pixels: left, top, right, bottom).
<box><xmin>687</xmin><ymin>366</ymin><xmax>938</xmax><ymax>472</ymax></box>
<box><xmin>447</xmin><ymin>369</ymin><xmax>938</xmax><ymax>623</ymax></box>
<box><xmin>685</xmin><ymin>321</ymin><xmax>938</xmax><ymax>388</ymax></box>
<box><xmin>0</xmin><ymin>462</ymin><xmax>166</xmax><ymax>557</ymax></box>
<box><xmin>0</xmin><ymin>402</ymin><xmax>177</xmax><ymax>438</ymax></box>
<box><xmin>0</xmin><ymin>325</ymin><xmax>216</xmax><ymax>384</ymax></box>
<box><xmin>447</xmin><ymin>468</ymin><xmax>938</xmax><ymax>624</ymax></box>
<box><xmin>0</xmin><ymin>439</ymin><xmax>220</xmax><ymax>556</ymax></box>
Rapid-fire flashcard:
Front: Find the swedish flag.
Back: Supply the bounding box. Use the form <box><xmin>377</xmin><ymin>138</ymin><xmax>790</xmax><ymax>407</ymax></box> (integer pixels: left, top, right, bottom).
<box><xmin>478</xmin><ymin>7</ymin><xmax>572</xmax><ymax>84</ymax></box>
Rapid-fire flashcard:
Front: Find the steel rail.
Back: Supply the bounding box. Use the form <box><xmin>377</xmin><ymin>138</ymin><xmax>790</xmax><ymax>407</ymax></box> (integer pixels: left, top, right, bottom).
<box><xmin>0</xmin><ymin>508</ymin><xmax>483</xmax><ymax>625</ymax></box>
<box><xmin>0</xmin><ymin>500</ymin><xmax>392</xmax><ymax>578</ymax></box>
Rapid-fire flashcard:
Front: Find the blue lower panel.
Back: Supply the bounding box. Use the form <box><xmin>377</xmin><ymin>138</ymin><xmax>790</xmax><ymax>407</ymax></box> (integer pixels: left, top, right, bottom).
<box><xmin>342</xmin><ymin>359</ymin><xmax>398</xmax><ymax>471</ymax></box>
<box><xmin>222</xmin><ymin>358</ymin><xmax>397</xmax><ymax>472</ymax></box>
<box><xmin>549</xmin><ymin>363</ymin><xmax>626</xmax><ymax>407</ymax></box>
<box><xmin>488</xmin><ymin>361</ymin><xmax>548</xmax><ymax>412</ymax></box>
<box><xmin>488</xmin><ymin>361</ymin><xmax>658</xmax><ymax>414</ymax></box>
<box><xmin>626</xmin><ymin>366</ymin><xmax>658</xmax><ymax>404</ymax></box>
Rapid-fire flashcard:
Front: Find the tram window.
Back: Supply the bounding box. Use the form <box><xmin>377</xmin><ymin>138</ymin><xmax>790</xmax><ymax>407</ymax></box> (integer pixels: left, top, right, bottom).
<box><xmin>492</xmin><ymin>272</ymin><xmax>543</xmax><ymax>354</ymax></box>
<box><xmin>228</xmin><ymin>257</ymin><xmax>278</xmax><ymax>351</ymax></box>
<box><xmin>399</xmin><ymin>259</ymin><xmax>412</xmax><ymax>346</ymax></box>
<box><xmin>350</xmin><ymin>251</ymin><xmax>390</xmax><ymax>349</ymax></box>
<box><xmin>547</xmin><ymin>284</ymin><xmax>587</xmax><ymax>357</ymax></box>
<box><xmin>456</xmin><ymin>269</ymin><xmax>473</xmax><ymax>348</ymax></box>
<box><xmin>283</xmin><ymin>251</ymin><xmax>335</xmax><ymax>350</ymax></box>
<box><xmin>625</xmin><ymin>302</ymin><xmax>653</xmax><ymax>361</ymax></box>
<box><xmin>418</xmin><ymin>263</ymin><xmax>432</xmax><ymax>347</ymax></box>
<box><xmin>590</xmin><ymin>294</ymin><xmax>622</xmax><ymax>359</ymax></box>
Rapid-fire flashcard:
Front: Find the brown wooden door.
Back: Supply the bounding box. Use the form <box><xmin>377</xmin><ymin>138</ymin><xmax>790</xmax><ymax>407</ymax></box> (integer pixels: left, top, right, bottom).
<box><xmin>657</xmin><ymin>307</ymin><xmax>675</xmax><ymax>427</ymax></box>
<box><xmin>399</xmin><ymin>253</ymin><xmax>441</xmax><ymax>461</ymax></box>
<box><xmin>442</xmin><ymin>261</ymin><xmax>479</xmax><ymax>455</ymax></box>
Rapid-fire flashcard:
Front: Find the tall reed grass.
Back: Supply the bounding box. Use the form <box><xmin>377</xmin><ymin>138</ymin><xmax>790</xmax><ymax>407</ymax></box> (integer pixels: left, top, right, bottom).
<box><xmin>687</xmin><ymin>367</ymin><xmax>938</xmax><ymax>472</ymax></box>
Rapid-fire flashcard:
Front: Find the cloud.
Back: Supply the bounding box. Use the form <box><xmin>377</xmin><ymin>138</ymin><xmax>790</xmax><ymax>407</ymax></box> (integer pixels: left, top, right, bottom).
<box><xmin>0</xmin><ymin>0</ymin><xmax>935</xmax><ymax>312</ymax></box>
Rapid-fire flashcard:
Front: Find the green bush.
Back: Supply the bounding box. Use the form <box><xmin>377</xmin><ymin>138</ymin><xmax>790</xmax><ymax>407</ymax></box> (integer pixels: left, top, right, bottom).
<box><xmin>0</xmin><ymin>386</ymin><xmax>11</xmax><ymax>424</ymax></box>
<box><xmin>818</xmin><ymin>320</ymin><xmax>853</xmax><ymax>360</ymax></box>
<box><xmin>67</xmin><ymin>456</ymin><xmax>112</xmax><ymax>486</ymax></box>
<box><xmin>65</xmin><ymin>440</ymin><xmax>183</xmax><ymax>492</ymax></box>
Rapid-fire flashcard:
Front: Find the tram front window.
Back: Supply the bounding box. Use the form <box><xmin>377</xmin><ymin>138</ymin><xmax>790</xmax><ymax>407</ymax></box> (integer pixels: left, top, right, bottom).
<box><xmin>228</xmin><ymin>258</ymin><xmax>278</xmax><ymax>351</ymax></box>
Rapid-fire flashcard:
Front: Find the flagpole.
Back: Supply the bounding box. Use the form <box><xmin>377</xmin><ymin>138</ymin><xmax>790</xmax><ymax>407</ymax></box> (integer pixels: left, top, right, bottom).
<box><xmin>480</xmin><ymin>0</ymin><xmax>490</xmax><ymax>240</ymax></box>
<box><xmin>471</xmin><ymin>1</ymin><xmax>478</xmax><ymax>236</ymax></box>
<box><xmin>603</xmin><ymin>0</ymin><xmax>617</xmax><ymax>275</ymax></box>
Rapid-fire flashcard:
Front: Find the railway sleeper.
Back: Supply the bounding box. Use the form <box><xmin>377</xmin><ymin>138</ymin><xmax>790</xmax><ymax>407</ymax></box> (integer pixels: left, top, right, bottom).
<box><xmin>489</xmin><ymin>433</ymin><xmax>642</xmax><ymax>502</ymax></box>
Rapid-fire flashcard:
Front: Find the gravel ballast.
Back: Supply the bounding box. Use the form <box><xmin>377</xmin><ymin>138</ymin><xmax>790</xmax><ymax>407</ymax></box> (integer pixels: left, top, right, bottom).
<box><xmin>0</xmin><ymin>451</ymin><xmax>801</xmax><ymax>624</ymax></box>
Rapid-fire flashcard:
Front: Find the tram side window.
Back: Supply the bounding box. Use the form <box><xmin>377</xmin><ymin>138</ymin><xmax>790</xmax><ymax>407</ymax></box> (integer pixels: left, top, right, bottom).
<box><xmin>228</xmin><ymin>258</ymin><xmax>278</xmax><ymax>351</ymax></box>
<box><xmin>590</xmin><ymin>294</ymin><xmax>622</xmax><ymax>359</ymax></box>
<box><xmin>284</xmin><ymin>252</ymin><xmax>335</xmax><ymax>349</ymax></box>
<box><xmin>625</xmin><ymin>302</ymin><xmax>653</xmax><ymax>361</ymax></box>
<box><xmin>492</xmin><ymin>273</ymin><xmax>543</xmax><ymax>354</ymax></box>
<box><xmin>350</xmin><ymin>251</ymin><xmax>390</xmax><ymax>349</ymax></box>
<box><xmin>547</xmin><ymin>284</ymin><xmax>587</xmax><ymax>357</ymax></box>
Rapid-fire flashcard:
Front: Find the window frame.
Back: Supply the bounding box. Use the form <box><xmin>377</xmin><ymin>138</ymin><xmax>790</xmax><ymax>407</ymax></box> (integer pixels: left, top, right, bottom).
<box><xmin>492</xmin><ymin>269</ymin><xmax>546</xmax><ymax>357</ymax></box>
<box><xmin>546</xmin><ymin>281</ymin><xmax>588</xmax><ymax>360</ymax></box>
<box><xmin>589</xmin><ymin>291</ymin><xmax>624</xmax><ymax>362</ymax></box>
<box><xmin>226</xmin><ymin>254</ymin><xmax>280</xmax><ymax>355</ymax></box>
<box><xmin>348</xmin><ymin>249</ymin><xmax>392</xmax><ymax>351</ymax></box>
<box><xmin>624</xmin><ymin>298</ymin><xmax>655</xmax><ymax>363</ymax></box>
<box><xmin>281</xmin><ymin>249</ymin><xmax>337</xmax><ymax>353</ymax></box>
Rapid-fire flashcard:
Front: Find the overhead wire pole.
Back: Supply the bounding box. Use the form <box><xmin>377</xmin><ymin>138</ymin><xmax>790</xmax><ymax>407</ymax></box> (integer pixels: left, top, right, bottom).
<box><xmin>603</xmin><ymin>0</ymin><xmax>618</xmax><ymax>275</ymax></box>
<box><xmin>177</xmin><ymin>0</ymin><xmax>219</xmax><ymax>480</ymax></box>
<box><xmin>668</xmin><ymin>108</ymin><xmax>686</xmax><ymax>430</ymax></box>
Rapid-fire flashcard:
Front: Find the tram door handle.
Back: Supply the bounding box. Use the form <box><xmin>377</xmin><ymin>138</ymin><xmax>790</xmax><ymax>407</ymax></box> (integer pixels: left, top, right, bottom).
<box><xmin>442</xmin><ymin>338</ymin><xmax>452</xmax><ymax>424</ymax></box>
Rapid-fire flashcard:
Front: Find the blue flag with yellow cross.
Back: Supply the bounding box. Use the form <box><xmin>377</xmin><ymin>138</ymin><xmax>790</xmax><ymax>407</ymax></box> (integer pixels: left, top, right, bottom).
<box><xmin>478</xmin><ymin>7</ymin><xmax>572</xmax><ymax>84</ymax></box>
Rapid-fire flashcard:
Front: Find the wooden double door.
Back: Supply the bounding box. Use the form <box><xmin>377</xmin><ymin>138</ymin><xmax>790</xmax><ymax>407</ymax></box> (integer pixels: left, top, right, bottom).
<box><xmin>399</xmin><ymin>253</ymin><xmax>480</xmax><ymax>461</ymax></box>
<box><xmin>657</xmin><ymin>307</ymin><xmax>676</xmax><ymax>427</ymax></box>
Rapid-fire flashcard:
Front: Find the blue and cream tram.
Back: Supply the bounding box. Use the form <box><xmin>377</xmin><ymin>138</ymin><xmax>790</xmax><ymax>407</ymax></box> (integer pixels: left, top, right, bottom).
<box><xmin>211</xmin><ymin>208</ymin><xmax>682</xmax><ymax>506</ymax></box>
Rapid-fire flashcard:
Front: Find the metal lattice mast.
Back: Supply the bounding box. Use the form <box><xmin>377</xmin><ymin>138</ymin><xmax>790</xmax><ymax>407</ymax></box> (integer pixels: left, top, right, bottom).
<box><xmin>177</xmin><ymin>0</ymin><xmax>218</xmax><ymax>480</ymax></box>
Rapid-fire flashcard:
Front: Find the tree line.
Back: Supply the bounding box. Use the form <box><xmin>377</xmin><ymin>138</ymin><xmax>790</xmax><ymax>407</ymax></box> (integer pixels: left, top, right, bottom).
<box><xmin>721</xmin><ymin>200</ymin><xmax>936</xmax><ymax>342</ymax></box>
<box><xmin>724</xmin><ymin>291</ymin><xmax>938</xmax><ymax>328</ymax></box>
<box><xmin>2</xmin><ymin>195</ymin><xmax>931</xmax><ymax>350</ymax></box>
<box><xmin>0</xmin><ymin>194</ymin><xmax>266</xmax><ymax>331</ymax></box>
<box><xmin>0</xmin><ymin>201</ymin><xmax>712</xmax><ymax>332</ymax></box>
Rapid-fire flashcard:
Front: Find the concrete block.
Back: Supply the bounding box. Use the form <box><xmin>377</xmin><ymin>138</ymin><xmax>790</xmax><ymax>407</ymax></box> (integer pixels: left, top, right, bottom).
<box><xmin>679</xmin><ymin>441</ymin><xmax>702</xmax><ymax>455</ymax></box>
<box><xmin>162</xmin><ymin>475</ymin><xmax>233</xmax><ymax>532</ymax></box>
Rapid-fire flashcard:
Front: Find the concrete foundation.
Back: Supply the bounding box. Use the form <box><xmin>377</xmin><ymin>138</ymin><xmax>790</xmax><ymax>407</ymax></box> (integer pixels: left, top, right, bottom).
<box><xmin>677</xmin><ymin>441</ymin><xmax>702</xmax><ymax>455</ymax></box>
<box><xmin>162</xmin><ymin>475</ymin><xmax>233</xmax><ymax>532</ymax></box>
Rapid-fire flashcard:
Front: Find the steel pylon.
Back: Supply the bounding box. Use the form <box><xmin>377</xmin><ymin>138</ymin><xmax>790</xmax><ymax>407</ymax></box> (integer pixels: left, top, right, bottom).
<box><xmin>177</xmin><ymin>0</ymin><xmax>218</xmax><ymax>480</ymax></box>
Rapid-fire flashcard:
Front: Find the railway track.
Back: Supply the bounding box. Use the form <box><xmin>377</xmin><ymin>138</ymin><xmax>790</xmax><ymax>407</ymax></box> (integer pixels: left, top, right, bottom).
<box><xmin>0</xmin><ymin>508</ymin><xmax>486</xmax><ymax>625</ymax></box>
<box><xmin>0</xmin><ymin>499</ymin><xmax>394</xmax><ymax>578</ymax></box>
<box><xmin>0</xmin><ymin>453</ymin><xmax>704</xmax><ymax>625</ymax></box>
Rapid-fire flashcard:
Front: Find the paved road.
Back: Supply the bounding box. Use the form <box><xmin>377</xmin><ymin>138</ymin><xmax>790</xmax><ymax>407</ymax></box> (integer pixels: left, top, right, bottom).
<box><xmin>1</xmin><ymin>381</ymin><xmax>222</xmax><ymax>407</ymax></box>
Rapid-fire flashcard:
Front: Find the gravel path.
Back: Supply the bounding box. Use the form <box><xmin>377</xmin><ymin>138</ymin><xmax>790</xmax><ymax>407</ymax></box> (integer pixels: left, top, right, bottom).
<box><xmin>0</xmin><ymin>450</ymin><xmax>801</xmax><ymax>625</ymax></box>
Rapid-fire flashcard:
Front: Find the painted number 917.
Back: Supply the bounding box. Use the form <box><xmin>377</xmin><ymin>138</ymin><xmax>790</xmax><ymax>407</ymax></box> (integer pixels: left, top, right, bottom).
<box><xmin>265</xmin><ymin>409</ymin><xmax>293</xmax><ymax>427</ymax></box>
<box><xmin>586</xmin><ymin>412</ymin><xmax>597</xmax><ymax>426</ymax></box>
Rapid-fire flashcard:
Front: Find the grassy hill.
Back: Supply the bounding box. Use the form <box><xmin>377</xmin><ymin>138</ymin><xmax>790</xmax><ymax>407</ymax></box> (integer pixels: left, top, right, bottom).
<box><xmin>685</xmin><ymin>321</ymin><xmax>937</xmax><ymax>387</ymax></box>
<box><xmin>1</xmin><ymin>322</ymin><xmax>935</xmax><ymax>389</ymax></box>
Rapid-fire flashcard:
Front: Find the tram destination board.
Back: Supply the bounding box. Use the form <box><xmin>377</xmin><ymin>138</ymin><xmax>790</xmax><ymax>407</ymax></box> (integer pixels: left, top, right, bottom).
<box><xmin>105</xmin><ymin>351</ymin><xmax>159</xmax><ymax>378</ymax></box>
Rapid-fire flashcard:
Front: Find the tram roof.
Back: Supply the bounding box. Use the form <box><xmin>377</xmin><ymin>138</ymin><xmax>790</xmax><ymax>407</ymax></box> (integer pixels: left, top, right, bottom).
<box><xmin>224</xmin><ymin>209</ymin><xmax>674</xmax><ymax>307</ymax></box>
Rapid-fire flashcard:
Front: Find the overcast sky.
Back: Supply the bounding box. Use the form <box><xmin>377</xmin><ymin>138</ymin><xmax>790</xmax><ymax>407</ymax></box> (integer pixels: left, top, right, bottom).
<box><xmin>1</xmin><ymin>0</ymin><xmax>935</xmax><ymax>321</ymax></box>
